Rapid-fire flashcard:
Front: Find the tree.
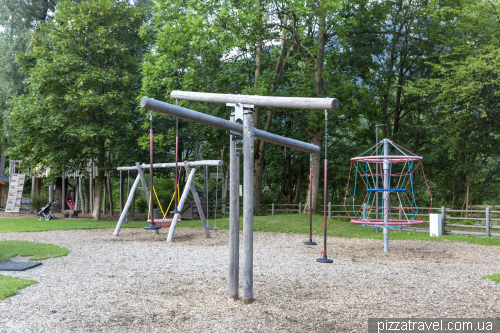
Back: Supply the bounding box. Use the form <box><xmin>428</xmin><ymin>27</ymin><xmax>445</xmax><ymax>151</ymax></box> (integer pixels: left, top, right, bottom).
<box><xmin>408</xmin><ymin>0</ymin><xmax>500</xmax><ymax>208</ymax></box>
<box><xmin>7</xmin><ymin>0</ymin><xmax>146</xmax><ymax>219</ymax></box>
<box><xmin>0</xmin><ymin>0</ymin><xmax>59</xmax><ymax>173</ymax></box>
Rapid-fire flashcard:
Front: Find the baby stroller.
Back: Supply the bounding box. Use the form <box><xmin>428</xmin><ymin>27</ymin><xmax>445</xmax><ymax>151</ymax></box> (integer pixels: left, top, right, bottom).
<box><xmin>38</xmin><ymin>202</ymin><xmax>55</xmax><ymax>220</ymax></box>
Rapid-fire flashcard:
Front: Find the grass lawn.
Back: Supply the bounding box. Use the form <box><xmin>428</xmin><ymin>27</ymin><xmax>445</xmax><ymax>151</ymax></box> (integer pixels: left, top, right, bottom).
<box><xmin>1</xmin><ymin>215</ymin><xmax>500</xmax><ymax>248</ymax></box>
<box><xmin>0</xmin><ymin>275</ymin><xmax>36</xmax><ymax>301</ymax></box>
<box><xmin>0</xmin><ymin>240</ymin><xmax>71</xmax><ymax>301</ymax></box>
<box><xmin>0</xmin><ymin>240</ymin><xmax>71</xmax><ymax>262</ymax></box>
<box><xmin>0</xmin><ymin>218</ymin><xmax>148</xmax><ymax>233</ymax></box>
<box><xmin>180</xmin><ymin>214</ymin><xmax>500</xmax><ymax>247</ymax></box>
<box><xmin>482</xmin><ymin>274</ymin><xmax>500</xmax><ymax>283</ymax></box>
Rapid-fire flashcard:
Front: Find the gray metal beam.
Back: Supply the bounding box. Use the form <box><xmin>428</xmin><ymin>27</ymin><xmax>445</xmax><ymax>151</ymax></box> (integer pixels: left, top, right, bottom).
<box><xmin>171</xmin><ymin>90</ymin><xmax>339</xmax><ymax>110</ymax></box>
<box><xmin>141</xmin><ymin>98</ymin><xmax>320</xmax><ymax>154</ymax></box>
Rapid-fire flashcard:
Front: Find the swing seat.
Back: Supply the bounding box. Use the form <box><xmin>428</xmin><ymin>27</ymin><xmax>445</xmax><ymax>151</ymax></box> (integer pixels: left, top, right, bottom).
<box><xmin>146</xmin><ymin>218</ymin><xmax>181</xmax><ymax>228</ymax></box>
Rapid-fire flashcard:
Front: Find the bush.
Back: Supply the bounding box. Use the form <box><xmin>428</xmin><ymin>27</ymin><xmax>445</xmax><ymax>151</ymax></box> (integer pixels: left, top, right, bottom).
<box><xmin>31</xmin><ymin>192</ymin><xmax>49</xmax><ymax>212</ymax></box>
<box><xmin>135</xmin><ymin>195</ymin><xmax>148</xmax><ymax>213</ymax></box>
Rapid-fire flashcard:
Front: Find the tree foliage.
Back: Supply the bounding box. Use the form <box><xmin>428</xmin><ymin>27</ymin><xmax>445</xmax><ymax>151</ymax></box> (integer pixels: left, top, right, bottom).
<box><xmin>7</xmin><ymin>0</ymin><xmax>146</xmax><ymax>218</ymax></box>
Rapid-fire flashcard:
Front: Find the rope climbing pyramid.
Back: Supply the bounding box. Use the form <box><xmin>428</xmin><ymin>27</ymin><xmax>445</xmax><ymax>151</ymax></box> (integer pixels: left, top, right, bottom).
<box><xmin>344</xmin><ymin>138</ymin><xmax>432</xmax><ymax>252</ymax></box>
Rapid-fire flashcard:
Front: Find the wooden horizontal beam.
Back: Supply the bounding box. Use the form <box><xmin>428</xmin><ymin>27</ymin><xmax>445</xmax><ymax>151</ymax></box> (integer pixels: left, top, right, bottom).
<box><xmin>171</xmin><ymin>90</ymin><xmax>339</xmax><ymax>110</ymax></box>
<box><xmin>117</xmin><ymin>160</ymin><xmax>223</xmax><ymax>171</ymax></box>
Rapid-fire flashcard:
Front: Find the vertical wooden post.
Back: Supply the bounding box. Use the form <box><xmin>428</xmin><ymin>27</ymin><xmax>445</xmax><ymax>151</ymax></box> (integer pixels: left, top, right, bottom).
<box><xmin>30</xmin><ymin>176</ymin><xmax>35</xmax><ymax>213</ymax></box>
<box><xmin>49</xmin><ymin>184</ymin><xmax>54</xmax><ymax>214</ymax></box>
<box><xmin>107</xmin><ymin>175</ymin><xmax>113</xmax><ymax>216</ymax></box>
<box><xmin>90</xmin><ymin>165</ymin><xmax>94</xmax><ymax>213</ymax></box>
<box><xmin>120</xmin><ymin>171</ymin><xmax>124</xmax><ymax>217</ymax></box>
<box><xmin>441</xmin><ymin>206</ymin><xmax>446</xmax><ymax>236</ymax></box>
<box><xmin>61</xmin><ymin>172</ymin><xmax>66</xmax><ymax>211</ymax></box>
<box><xmin>486</xmin><ymin>207</ymin><xmax>490</xmax><ymax>237</ymax></box>
<box><xmin>328</xmin><ymin>202</ymin><xmax>331</xmax><ymax>219</ymax></box>
<box><xmin>84</xmin><ymin>178</ymin><xmax>90</xmax><ymax>214</ymax></box>
<box><xmin>103</xmin><ymin>175</ymin><xmax>107</xmax><ymax>215</ymax></box>
<box><xmin>299</xmin><ymin>202</ymin><xmax>301</xmax><ymax>214</ymax></box>
<box><xmin>272</xmin><ymin>203</ymin><xmax>275</xmax><ymax>216</ymax></box>
<box><xmin>77</xmin><ymin>176</ymin><xmax>82</xmax><ymax>211</ymax></box>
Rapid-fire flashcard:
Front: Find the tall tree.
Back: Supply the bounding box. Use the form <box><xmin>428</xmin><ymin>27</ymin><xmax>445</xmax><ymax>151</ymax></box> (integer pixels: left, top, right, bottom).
<box><xmin>0</xmin><ymin>0</ymin><xmax>58</xmax><ymax>172</ymax></box>
<box><xmin>8</xmin><ymin>0</ymin><xmax>146</xmax><ymax>219</ymax></box>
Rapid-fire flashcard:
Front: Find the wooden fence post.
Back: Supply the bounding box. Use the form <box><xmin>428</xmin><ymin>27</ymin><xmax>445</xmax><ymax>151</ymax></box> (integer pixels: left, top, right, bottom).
<box><xmin>299</xmin><ymin>202</ymin><xmax>301</xmax><ymax>214</ymax></box>
<box><xmin>441</xmin><ymin>206</ymin><xmax>446</xmax><ymax>236</ymax></box>
<box><xmin>486</xmin><ymin>207</ymin><xmax>490</xmax><ymax>237</ymax></box>
<box><xmin>272</xmin><ymin>203</ymin><xmax>275</xmax><ymax>216</ymax></box>
<box><xmin>328</xmin><ymin>202</ymin><xmax>331</xmax><ymax>219</ymax></box>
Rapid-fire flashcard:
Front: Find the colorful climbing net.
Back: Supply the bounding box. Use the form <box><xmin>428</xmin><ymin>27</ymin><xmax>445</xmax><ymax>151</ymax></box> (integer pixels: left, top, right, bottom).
<box><xmin>344</xmin><ymin>139</ymin><xmax>432</xmax><ymax>228</ymax></box>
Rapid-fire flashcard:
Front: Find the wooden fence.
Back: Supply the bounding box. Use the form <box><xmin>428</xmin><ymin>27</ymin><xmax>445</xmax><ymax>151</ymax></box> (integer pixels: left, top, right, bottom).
<box><xmin>180</xmin><ymin>201</ymin><xmax>500</xmax><ymax>238</ymax></box>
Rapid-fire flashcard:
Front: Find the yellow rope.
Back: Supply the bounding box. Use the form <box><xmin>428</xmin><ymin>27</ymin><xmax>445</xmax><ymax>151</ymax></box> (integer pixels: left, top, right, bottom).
<box><xmin>154</xmin><ymin>184</ymin><xmax>181</xmax><ymax>220</ymax></box>
<box><xmin>153</xmin><ymin>186</ymin><xmax>166</xmax><ymax>219</ymax></box>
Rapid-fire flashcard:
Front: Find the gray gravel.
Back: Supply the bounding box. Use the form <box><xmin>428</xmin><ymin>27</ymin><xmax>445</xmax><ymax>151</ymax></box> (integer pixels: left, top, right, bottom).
<box><xmin>1</xmin><ymin>228</ymin><xmax>500</xmax><ymax>332</ymax></box>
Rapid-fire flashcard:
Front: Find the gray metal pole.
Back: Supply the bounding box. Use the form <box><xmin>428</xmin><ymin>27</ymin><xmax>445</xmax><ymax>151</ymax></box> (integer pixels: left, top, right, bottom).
<box><xmin>228</xmin><ymin>114</ymin><xmax>239</xmax><ymax>301</ymax></box>
<box><xmin>383</xmin><ymin>139</ymin><xmax>390</xmax><ymax>252</ymax></box>
<box><xmin>113</xmin><ymin>175</ymin><xmax>141</xmax><ymax>236</ymax></box>
<box><xmin>486</xmin><ymin>207</ymin><xmax>490</xmax><ymax>237</ymax></box>
<box><xmin>170</xmin><ymin>90</ymin><xmax>339</xmax><ymax>110</ymax></box>
<box><xmin>141</xmin><ymin>98</ymin><xmax>319</xmax><ymax>155</ymax></box>
<box><xmin>242</xmin><ymin>109</ymin><xmax>254</xmax><ymax>304</ymax></box>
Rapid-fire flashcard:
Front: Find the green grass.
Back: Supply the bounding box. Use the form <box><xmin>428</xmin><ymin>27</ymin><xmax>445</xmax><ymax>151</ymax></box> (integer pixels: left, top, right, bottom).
<box><xmin>0</xmin><ymin>218</ymin><xmax>149</xmax><ymax>233</ymax></box>
<box><xmin>0</xmin><ymin>240</ymin><xmax>71</xmax><ymax>301</ymax></box>
<box><xmin>1</xmin><ymin>215</ymin><xmax>500</xmax><ymax>247</ymax></box>
<box><xmin>0</xmin><ymin>240</ymin><xmax>71</xmax><ymax>262</ymax></box>
<box><xmin>0</xmin><ymin>275</ymin><xmax>36</xmax><ymax>301</ymax></box>
<box><xmin>181</xmin><ymin>214</ymin><xmax>500</xmax><ymax>247</ymax></box>
<box><xmin>482</xmin><ymin>274</ymin><xmax>500</xmax><ymax>283</ymax></box>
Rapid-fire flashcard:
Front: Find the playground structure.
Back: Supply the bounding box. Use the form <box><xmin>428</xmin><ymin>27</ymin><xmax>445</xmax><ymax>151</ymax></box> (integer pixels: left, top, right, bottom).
<box><xmin>344</xmin><ymin>138</ymin><xmax>432</xmax><ymax>252</ymax></box>
<box><xmin>142</xmin><ymin>91</ymin><xmax>338</xmax><ymax>304</ymax></box>
<box><xmin>113</xmin><ymin>160</ymin><xmax>223</xmax><ymax>241</ymax></box>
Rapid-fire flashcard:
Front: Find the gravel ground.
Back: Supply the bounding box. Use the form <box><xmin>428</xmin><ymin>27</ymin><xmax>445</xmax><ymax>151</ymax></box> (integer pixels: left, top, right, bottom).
<box><xmin>1</xmin><ymin>227</ymin><xmax>500</xmax><ymax>332</ymax></box>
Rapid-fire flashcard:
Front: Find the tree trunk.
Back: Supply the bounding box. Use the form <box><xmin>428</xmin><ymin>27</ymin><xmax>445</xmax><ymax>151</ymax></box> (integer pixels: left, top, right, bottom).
<box><xmin>282</xmin><ymin>149</ymin><xmax>293</xmax><ymax>204</ymax></box>
<box><xmin>304</xmin><ymin>130</ymin><xmax>323</xmax><ymax>213</ymax></box>
<box><xmin>393</xmin><ymin>56</ymin><xmax>405</xmax><ymax>136</ymax></box>
<box><xmin>0</xmin><ymin>141</ymin><xmax>5</xmax><ymax>177</ymax></box>
<box><xmin>253</xmin><ymin>19</ymin><xmax>289</xmax><ymax>215</ymax></box>
<box><xmin>92</xmin><ymin>169</ymin><xmax>105</xmax><ymax>220</ymax></box>
<box><xmin>292</xmin><ymin>160</ymin><xmax>304</xmax><ymax>204</ymax></box>
<box><xmin>196</xmin><ymin>141</ymin><xmax>208</xmax><ymax>215</ymax></box>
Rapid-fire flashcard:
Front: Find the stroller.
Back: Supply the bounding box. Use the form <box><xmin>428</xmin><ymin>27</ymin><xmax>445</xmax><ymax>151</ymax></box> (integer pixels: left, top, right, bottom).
<box><xmin>38</xmin><ymin>202</ymin><xmax>56</xmax><ymax>220</ymax></box>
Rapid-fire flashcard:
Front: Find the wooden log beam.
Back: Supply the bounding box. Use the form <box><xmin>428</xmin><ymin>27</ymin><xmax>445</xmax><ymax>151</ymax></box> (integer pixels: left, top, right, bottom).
<box><xmin>171</xmin><ymin>90</ymin><xmax>339</xmax><ymax>110</ymax></box>
<box><xmin>117</xmin><ymin>160</ymin><xmax>223</xmax><ymax>171</ymax></box>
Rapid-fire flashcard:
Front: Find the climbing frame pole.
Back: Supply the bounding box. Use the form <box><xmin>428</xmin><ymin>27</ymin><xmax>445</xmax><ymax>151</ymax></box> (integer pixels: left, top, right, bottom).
<box><xmin>228</xmin><ymin>113</ymin><xmax>239</xmax><ymax>301</ymax></box>
<box><xmin>242</xmin><ymin>106</ymin><xmax>255</xmax><ymax>304</ymax></box>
